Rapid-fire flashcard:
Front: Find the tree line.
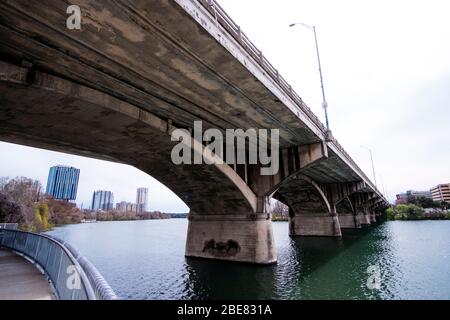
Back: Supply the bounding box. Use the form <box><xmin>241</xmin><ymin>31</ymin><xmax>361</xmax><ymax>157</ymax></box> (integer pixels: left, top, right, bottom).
<box><xmin>0</xmin><ymin>176</ymin><xmax>169</xmax><ymax>232</ymax></box>
<box><xmin>386</xmin><ymin>196</ymin><xmax>450</xmax><ymax>221</ymax></box>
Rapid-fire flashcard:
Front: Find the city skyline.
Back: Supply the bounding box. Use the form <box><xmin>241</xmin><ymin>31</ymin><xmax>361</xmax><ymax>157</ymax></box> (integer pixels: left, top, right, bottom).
<box><xmin>0</xmin><ymin>142</ymin><xmax>189</xmax><ymax>212</ymax></box>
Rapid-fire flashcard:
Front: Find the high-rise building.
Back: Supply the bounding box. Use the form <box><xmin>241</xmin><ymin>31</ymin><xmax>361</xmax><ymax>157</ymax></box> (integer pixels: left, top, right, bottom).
<box><xmin>431</xmin><ymin>184</ymin><xmax>450</xmax><ymax>203</ymax></box>
<box><xmin>116</xmin><ymin>201</ymin><xmax>137</xmax><ymax>213</ymax></box>
<box><xmin>136</xmin><ymin>187</ymin><xmax>148</xmax><ymax>213</ymax></box>
<box><xmin>46</xmin><ymin>165</ymin><xmax>80</xmax><ymax>200</ymax></box>
<box><xmin>91</xmin><ymin>190</ymin><xmax>114</xmax><ymax>211</ymax></box>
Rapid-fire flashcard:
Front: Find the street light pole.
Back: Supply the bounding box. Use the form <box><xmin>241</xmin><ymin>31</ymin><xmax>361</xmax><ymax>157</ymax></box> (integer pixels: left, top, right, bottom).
<box><xmin>361</xmin><ymin>145</ymin><xmax>377</xmax><ymax>188</ymax></box>
<box><xmin>290</xmin><ymin>23</ymin><xmax>330</xmax><ymax>131</ymax></box>
<box><xmin>379</xmin><ymin>174</ymin><xmax>387</xmax><ymax>197</ymax></box>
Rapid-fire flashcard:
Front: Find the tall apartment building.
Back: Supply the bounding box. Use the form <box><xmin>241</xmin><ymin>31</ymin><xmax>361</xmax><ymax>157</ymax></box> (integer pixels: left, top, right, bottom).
<box><xmin>136</xmin><ymin>187</ymin><xmax>148</xmax><ymax>213</ymax></box>
<box><xmin>46</xmin><ymin>165</ymin><xmax>80</xmax><ymax>200</ymax></box>
<box><xmin>91</xmin><ymin>190</ymin><xmax>114</xmax><ymax>211</ymax></box>
<box><xmin>116</xmin><ymin>201</ymin><xmax>137</xmax><ymax>213</ymax></box>
<box><xmin>431</xmin><ymin>184</ymin><xmax>450</xmax><ymax>203</ymax></box>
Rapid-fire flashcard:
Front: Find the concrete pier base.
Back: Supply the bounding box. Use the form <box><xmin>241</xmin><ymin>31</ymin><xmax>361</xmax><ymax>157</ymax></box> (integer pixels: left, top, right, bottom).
<box><xmin>370</xmin><ymin>212</ymin><xmax>377</xmax><ymax>223</ymax></box>
<box><xmin>338</xmin><ymin>213</ymin><xmax>361</xmax><ymax>229</ymax></box>
<box><xmin>358</xmin><ymin>213</ymin><xmax>371</xmax><ymax>226</ymax></box>
<box><xmin>185</xmin><ymin>214</ymin><xmax>277</xmax><ymax>264</ymax></box>
<box><xmin>289</xmin><ymin>215</ymin><xmax>342</xmax><ymax>237</ymax></box>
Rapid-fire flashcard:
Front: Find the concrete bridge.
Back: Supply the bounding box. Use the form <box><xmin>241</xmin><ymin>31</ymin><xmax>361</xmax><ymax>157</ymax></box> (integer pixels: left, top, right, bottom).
<box><xmin>0</xmin><ymin>0</ymin><xmax>389</xmax><ymax>264</ymax></box>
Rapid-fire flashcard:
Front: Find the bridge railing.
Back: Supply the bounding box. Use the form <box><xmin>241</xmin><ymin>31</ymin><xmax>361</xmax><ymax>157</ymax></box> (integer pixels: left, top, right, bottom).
<box><xmin>198</xmin><ymin>0</ymin><xmax>385</xmax><ymax>201</ymax></box>
<box><xmin>0</xmin><ymin>229</ymin><xmax>118</xmax><ymax>300</ymax></box>
<box><xmin>199</xmin><ymin>0</ymin><xmax>327</xmax><ymax>134</ymax></box>
<box><xmin>329</xmin><ymin>137</ymin><xmax>382</xmax><ymax>196</ymax></box>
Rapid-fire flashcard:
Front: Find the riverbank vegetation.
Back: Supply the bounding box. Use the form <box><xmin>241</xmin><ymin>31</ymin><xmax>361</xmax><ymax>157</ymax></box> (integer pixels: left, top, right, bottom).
<box><xmin>271</xmin><ymin>200</ymin><xmax>289</xmax><ymax>221</ymax></box>
<box><xmin>386</xmin><ymin>196</ymin><xmax>450</xmax><ymax>221</ymax></box>
<box><xmin>84</xmin><ymin>210</ymin><xmax>169</xmax><ymax>221</ymax></box>
<box><xmin>0</xmin><ymin>176</ymin><xmax>170</xmax><ymax>232</ymax></box>
<box><xmin>0</xmin><ymin>177</ymin><xmax>84</xmax><ymax>232</ymax></box>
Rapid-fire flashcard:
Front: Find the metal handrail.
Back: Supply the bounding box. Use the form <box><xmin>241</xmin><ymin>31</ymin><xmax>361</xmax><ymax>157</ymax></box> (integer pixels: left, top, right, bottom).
<box><xmin>197</xmin><ymin>0</ymin><xmax>385</xmax><ymax>200</ymax></box>
<box><xmin>0</xmin><ymin>223</ymin><xmax>18</xmax><ymax>230</ymax></box>
<box><xmin>0</xmin><ymin>229</ymin><xmax>118</xmax><ymax>300</ymax></box>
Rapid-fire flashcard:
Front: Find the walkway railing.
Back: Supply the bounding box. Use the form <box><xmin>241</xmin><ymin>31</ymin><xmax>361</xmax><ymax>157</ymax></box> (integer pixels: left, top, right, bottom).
<box><xmin>0</xmin><ymin>223</ymin><xmax>18</xmax><ymax>230</ymax></box>
<box><xmin>0</xmin><ymin>229</ymin><xmax>118</xmax><ymax>300</ymax></box>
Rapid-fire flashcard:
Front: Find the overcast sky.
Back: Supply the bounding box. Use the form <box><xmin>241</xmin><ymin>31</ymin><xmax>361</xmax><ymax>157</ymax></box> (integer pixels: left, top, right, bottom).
<box><xmin>0</xmin><ymin>0</ymin><xmax>449</xmax><ymax>209</ymax></box>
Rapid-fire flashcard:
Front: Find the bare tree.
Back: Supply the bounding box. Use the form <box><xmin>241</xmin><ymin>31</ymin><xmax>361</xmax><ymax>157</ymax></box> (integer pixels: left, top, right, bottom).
<box><xmin>270</xmin><ymin>199</ymin><xmax>289</xmax><ymax>216</ymax></box>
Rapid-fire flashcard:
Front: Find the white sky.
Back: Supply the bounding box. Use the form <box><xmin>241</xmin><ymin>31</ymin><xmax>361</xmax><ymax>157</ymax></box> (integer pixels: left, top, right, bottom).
<box><xmin>1</xmin><ymin>0</ymin><xmax>449</xmax><ymax>209</ymax></box>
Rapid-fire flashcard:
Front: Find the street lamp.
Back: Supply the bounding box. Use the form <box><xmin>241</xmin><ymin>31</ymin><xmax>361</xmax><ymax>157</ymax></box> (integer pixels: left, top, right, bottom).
<box><xmin>289</xmin><ymin>22</ymin><xmax>330</xmax><ymax>131</ymax></box>
<box><xmin>361</xmin><ymin>145</ymin><xmax>378</xmax><ymax>188</ymax></box>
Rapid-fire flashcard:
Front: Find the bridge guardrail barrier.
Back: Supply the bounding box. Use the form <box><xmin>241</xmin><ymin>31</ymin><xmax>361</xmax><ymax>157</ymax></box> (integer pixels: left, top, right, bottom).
<box><xmin>0</xmin><ymin>229</ymin><xmax>118</xmax><ymax>300</ymax></box>
<box><xmin>197</xmin><ymin>0</ymin><xmax>386</xmax><ymax>202</ymax></box>
<box><xmin>199</xmin><ymin>0</ymin><xmax>327</xmax><ymax>133</ymax></box>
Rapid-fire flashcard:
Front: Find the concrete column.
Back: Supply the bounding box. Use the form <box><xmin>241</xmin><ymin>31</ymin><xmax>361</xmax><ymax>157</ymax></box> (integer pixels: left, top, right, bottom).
<box><xmin>338</xmin><ymin>213</ymin><xmax>361</xmax><ymax>229</ymax></box>
<box><xmin>370</xmin><ymin>212</ymin><xmax>377</xmax><ymax>223</ymax></box>
<box><xmin>185</xmin><ymin>214</ymin><xmax>276</xmax><ymax>265</ymax></box>
<box><xmin>289</xmin><ymin>214</ymin><xmax>342</xmax><ymax>237</ymax></box>
<box><xmin>356</xmin><ymin>212</ymin><xmax>371</xmax><ymax>226</ymax></box>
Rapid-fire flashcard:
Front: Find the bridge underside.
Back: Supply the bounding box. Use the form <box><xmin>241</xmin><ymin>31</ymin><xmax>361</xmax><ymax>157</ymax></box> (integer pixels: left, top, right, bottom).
<box><xmin>0</xmin><ymin>0</ymin><xmax>389</xmax><ymax>265</ymax></box>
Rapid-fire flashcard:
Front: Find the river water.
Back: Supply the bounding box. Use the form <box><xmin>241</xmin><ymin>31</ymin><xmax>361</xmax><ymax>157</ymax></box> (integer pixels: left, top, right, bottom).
<box><xmin>46</xmin><ymin>219</ymin><xmax>450</xmax><ymax>300</ymax></box>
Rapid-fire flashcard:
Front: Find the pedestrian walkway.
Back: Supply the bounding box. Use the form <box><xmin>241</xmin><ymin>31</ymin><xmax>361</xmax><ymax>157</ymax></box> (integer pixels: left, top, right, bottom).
<box><xmin>0</xmin><ymin>249</ymin><xmax>54</xmax><ymax>300</ymax></box>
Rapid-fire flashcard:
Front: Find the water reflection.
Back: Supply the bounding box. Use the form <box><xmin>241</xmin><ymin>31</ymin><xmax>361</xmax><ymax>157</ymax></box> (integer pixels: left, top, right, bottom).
<box><xmin>46</xmin><ymin>220</ymin><xmax>450</xmax><ymax>300</ymax></box>
<box><xmin>183</xmin><ymin>258</ymin><xmax>277</xmax><ymax>300</ymax></box>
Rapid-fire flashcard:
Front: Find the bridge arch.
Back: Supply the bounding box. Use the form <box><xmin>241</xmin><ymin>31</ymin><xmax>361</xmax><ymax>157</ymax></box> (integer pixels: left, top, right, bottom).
<box><xmin>0</xmin><ymin>61</ymin><xmax>256</xmax><ymax>215</ymax></box>
<box><xmin>0</xmin><ymin>61</ymin><xmax>276</xmax><ymax>264</ymax></box>
<box><xmin>270</xmin><ymin>174</ymin><xmax>341</xmax><ymax>237</ymax></box>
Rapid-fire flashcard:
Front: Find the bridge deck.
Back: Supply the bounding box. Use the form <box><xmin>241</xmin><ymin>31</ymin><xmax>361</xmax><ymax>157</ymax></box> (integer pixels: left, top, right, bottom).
<box><xmin>0</xmin><ymin>249</ymin><xmax>54</xmax><ymax>300</ymax></box>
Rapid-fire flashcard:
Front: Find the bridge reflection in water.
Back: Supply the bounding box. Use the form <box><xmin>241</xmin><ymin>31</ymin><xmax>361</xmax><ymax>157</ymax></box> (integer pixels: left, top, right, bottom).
<box><xmin>45</xmin><ymin>219</ymin><xmax>450</xmax><ymax>300</ymax></box>
<box><xmin>182</xmin><ymin>223</ymin><xmax>393</xmax><ymax>300</ymax></box>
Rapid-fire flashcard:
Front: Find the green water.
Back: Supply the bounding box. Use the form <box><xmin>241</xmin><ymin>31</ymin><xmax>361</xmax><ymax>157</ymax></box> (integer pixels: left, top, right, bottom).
<box><xmin>47</xmin><ymin>220</ymin><xmax>450</xmax><ymax>299</ymax></box>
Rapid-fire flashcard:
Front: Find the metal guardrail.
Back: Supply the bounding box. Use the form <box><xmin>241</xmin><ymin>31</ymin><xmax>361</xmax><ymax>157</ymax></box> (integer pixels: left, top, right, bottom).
<box><xmin>197</xmin><ymin>0</ymin><xmax>386</xmax><ymax>201</ymax></box>
<box><xmin>0</xmin><ymin>229</ymin><xmax>118</xmax><ymax>300</ymax></box>
<box><xmin>0</xmin><ymin>224</ymin><xmax>18</xmax><ymax>243</ymax></box>
<box><xmin>198</xmin><ymin>0</ymin><xmax>326</xmax><ymax>133</ymax></box>
<box><xmin>0</xmin><ymin>223</ymin><xmax>18</xmax><ymax>230</ymax></box>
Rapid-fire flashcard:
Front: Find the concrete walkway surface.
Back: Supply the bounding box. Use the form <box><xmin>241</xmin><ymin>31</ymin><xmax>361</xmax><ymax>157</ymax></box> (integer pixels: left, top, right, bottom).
<box><xmin>0</xmin><ymin>249</ymin><xmax>54</xmax><ymax>300</ymax></box>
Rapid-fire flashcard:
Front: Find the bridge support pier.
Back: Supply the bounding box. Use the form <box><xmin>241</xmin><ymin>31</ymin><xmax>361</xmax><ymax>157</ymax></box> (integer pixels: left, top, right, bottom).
<box><xmin>185</xmin><ymin>214</ymin><xmax>277</xmax><ymax>264</ymax></box>
<box><xmin>358</xmin><ymin>212</ymin><xmax>371</xmax><ymax>226</ymax></box>
<box><xmin>338</xmin><ymin>213</ymin><xmax>361</xmax><ymax>229</ymax></box>
<box><xmin>370</xmin><ymin>212</ymin><xmax>377</xmax><ymax>223</ymax></box>
<box><xmin>289</xmin><ymin>215</ymin><xmax>342</xmax><ymax>237</ymax></box>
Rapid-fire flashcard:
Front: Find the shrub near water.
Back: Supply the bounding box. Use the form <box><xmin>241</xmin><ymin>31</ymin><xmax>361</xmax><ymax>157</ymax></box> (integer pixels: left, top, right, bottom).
<box><xmin>386</xmin><ymin>204</ymin><xmax>425</xmax><ymax>221</ymax></box>
<box><xmin>1</xmin><ymin>176</ymin><xmax>84</xmax><ymax>232</ymax></box>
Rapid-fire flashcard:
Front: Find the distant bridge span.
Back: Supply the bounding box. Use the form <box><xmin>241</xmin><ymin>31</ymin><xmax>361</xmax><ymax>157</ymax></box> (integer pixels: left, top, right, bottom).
<box><xmin>0</xmin><ymin>0</ymin><xmax>389</xmax><ymax>264</ymax></box>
